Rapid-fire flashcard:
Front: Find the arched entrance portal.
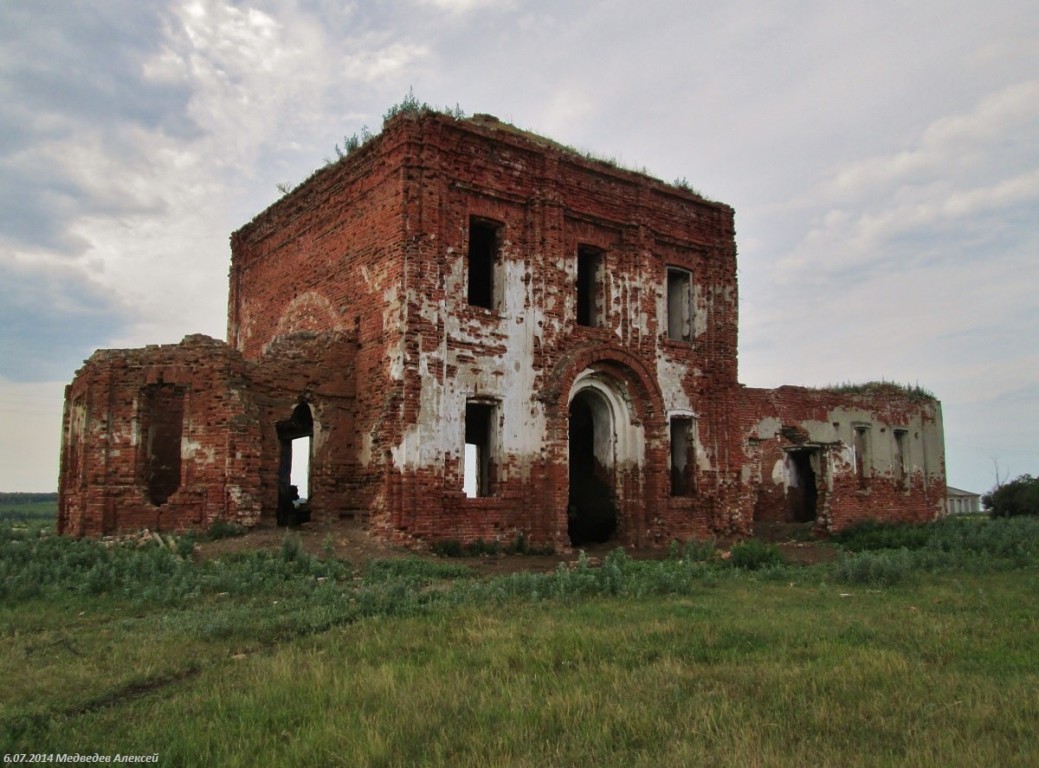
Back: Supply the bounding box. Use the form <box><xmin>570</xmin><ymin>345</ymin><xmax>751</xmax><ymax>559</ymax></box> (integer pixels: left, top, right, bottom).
<box><xmin>566</xmin><ymin>369</ymin><xmax>644</xmax><ymax>547</ymax></box>
<box><xmin>568</xmin><ymin>389</ymin><xmax>617</xmax><ymax>545</ymax></box>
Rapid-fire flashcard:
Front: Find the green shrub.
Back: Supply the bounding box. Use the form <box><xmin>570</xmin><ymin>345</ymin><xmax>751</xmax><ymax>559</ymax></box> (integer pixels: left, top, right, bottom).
<box><xmin>431</xmin><ymin>539</ymin><xmax>463</xmax><ymax>557</ymax></box>
<box><xmin>682</xmin><ymin>537</ymin><xmax>717</xmax><ymax>563</ymax></box>
<box><xmin>205</xmin><ymin>519</ymin><xmax>247</xmax><ymax>540</ymax></box>
<box><xmin>465</xmin><ymin>538</ymin><xmax>501</xmax><ymax>556</ymax></box>
<box><xmin>363</xmin><ymin>558</ymin><xmax>473</xmax><ymax>584</ymax></box>
<box><xmin>175</xmin><ymin>534</ymin><xmax>197</xmax><ymax>559</ymax></box>
<box><xmin>924</xmin><ymin>515</ymin><xmax>1039</xmax><ymax>567</ymax></box>
<box><xmin>832</xmin><ymin>549</ymin><xmax>914</xmax><ymax>586</ymax></box>
<box><xmin>832</xmin><ymin>521</ymin><xmax>931</xmax><ymax>551</ymax></box>
<box><xmin>728</xmin><ymin>539</ymin><xmax>783</xmax><ymax>570</ymax></box>
<box><xmin>280</xmin><ymin>534</ymin><xmax>304</xmax><ymax>563</ymax></box>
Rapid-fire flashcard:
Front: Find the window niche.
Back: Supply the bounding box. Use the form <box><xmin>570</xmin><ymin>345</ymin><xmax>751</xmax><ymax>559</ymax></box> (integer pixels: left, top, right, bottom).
<box><xmin>66</xmin><ymin>396</ymin><xmax>88</xmax><ymax>490</ymax></box>
<box><xmin>669</xmin><ymin>417</ymin><xmax>696</xmax><ymax>496</ymax></box>
<box><xmin>666</xmin><ymin>267</ymin><xmax>693</xmax><ymax>342</ymax></box>
<box><xmin>893</xmin><ymin>429</ymin><xmax>909</xmax><ymax>491</ymax></box>
<box><xmin>463</xmin><ymin>400</ymin><xmax>497</xmax><ymax>498</ymax></box>
<box><xmin>853</xmin><ymin>424</ymin><xmax>871</xmax><ymax>488</ymax></box>
<box><xmin>467</xmin><ymin>217</ymin><xmax>501</xmax><ymax>309</ymax></box>
<box><xmin>576</xmin><ymin>246</ymin><xmax>604</xmax><ymax>327</ymax></box>
<box><xmin>138</xmin><ymin>384</ymin><xmax>185</xmax><ymax>506</ymax></box>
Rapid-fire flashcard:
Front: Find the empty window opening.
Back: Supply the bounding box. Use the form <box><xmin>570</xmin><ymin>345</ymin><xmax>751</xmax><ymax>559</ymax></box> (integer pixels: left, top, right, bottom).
<box><xmin>568</xmin><ymin>390</ymin><xmax>617</xmax><ymax>546</ymax></box>
<box><xmin>894</xmin><ymin>429</ymin><xmax>909</xmax><ymax>491</ymax></box>
<box><xmin>291</xmin><ymin>437</ymin><xmax>311</xmax><ymax>500</ymax></box>
<box><xmin>786</xmin><ymin>449</ymin><xmax>819</xmax><ymax>522</ymax></box>
<box><xmin>276</xmin><ymin>401</ymin><xmax>314</xmax><ymax>526</ymax></box>
<box><xmin>464</xmin><ymin>401</ymin><xmax>496</xmax><ymax>498</ymax></box>
<box><xmin>576</xmin><ymin>246</ymin><xmax>604</xmax><ymax>327</ymax></box>
<box><xmin>467</xmin><ymin>218</ymin><xmax>500</xmax><ymax>309</ymax></box>
<box><xmin>138</xmin><ymin>384</ymin><xmax>185</xmax><ymax>506</ymax></box>
<box><xmin>670</xmin><ymin>417</ymin><xmax>696</xmax><ymax>496</ymax></box>
<box><xmin>666</xmin><ymin>267</ymin><xmax>693</xmax><ymax>342</ymax></box>
<box><xmin>853</xmin><ymin>425</ymin><xmax>871</xmax><ymax>488</ymax></box>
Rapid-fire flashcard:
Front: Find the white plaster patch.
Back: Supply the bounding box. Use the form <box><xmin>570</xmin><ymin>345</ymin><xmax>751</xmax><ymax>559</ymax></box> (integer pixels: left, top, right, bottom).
<box><xmin>391</xmin><ymin>248</ymin><xmax>547</xmax><ymax>479</ymax></box>
<box><xmin>655</xmin><ymin>354</ymin><xmax>692</xmax><ymax>413</ymax></box>
<box><xmin>182</xmin><ymin>439</ymin><xmax>215</xmax><ymax>465</ymax></box>
<box><xmin>752</xmin><ymin>416</ymin><xmax>783</xmax><ymax>441</ymax></box>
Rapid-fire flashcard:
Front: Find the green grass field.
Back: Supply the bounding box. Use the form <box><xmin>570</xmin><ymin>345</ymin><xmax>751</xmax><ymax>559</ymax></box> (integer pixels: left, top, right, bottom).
<box><xmin>0</xmin><ymin>495</ymin><xmax>56</xmax><ymax>524</ymax></box>
<box><xmin>2</xmin><ymin>518</ymin><xmax>1037</xmax><ymax>766</ymax></box>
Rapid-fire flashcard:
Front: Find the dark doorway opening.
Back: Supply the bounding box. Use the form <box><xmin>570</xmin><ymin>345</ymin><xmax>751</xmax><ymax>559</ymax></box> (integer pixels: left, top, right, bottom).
<box><xmin>276</xmin><ymin>401</ymin><xmax>313</xmax><ymax>526</ymax></box>
<box><xmin>786</xmin><ymin>449</ymin><xmax>818</xmax><ymax>522</ymax></box>
<box><xmin>568</xmin><ymin>391</ymin><xmax>617</xmax><ymax>546</ymax></box>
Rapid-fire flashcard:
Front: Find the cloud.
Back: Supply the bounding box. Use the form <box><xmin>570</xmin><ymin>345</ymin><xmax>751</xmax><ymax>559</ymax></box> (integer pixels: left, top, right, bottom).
<box><xmin>418</xmin><ymin>0</ymin><xmax>514</xmax><ymax>13</ymax></box>
<box><xmin>0</xmin><ymin>259</ymin><xmax>129</xmax><ymax>382</ymax></box>
<box><xmin>772</xmin><ymin>80</ymin><xmax>1039</xmax><ymax>282</ymax></box>
<box><xmin>0</xmin><ymin>2</ymin><xmax>197</xmax><ymax>254</ymax></box>
<box><xmin>828</xmin><ymin>81</ymin><xmax>1039</xmax><ymax>201</ymax></box>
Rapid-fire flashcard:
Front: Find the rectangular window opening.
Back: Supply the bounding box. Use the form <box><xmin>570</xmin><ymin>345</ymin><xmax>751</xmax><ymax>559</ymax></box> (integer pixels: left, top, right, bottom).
<box><xmin>670</xmin><ymin>417</ymin><xmax>695</xmax><ymax>496</ymax></box>
<box><xmin>893</xmin><ymin>429</ymin><xmax>909</xmax><ymax>491</ymax></box>
<box><xmin>139</xmin><ymin>384</ymin><xmax>185</xmax><ymax>506</ymax></box>
<box><xmin>467</xmin><ymin>218</ymin><xmax>500</xmax><ymax>309</ymax></box>
<box><xmin>464</xmin><ymin>401</ymin><xmax>496</xmax><ymax>498</ymax></box>
<box><xmin>577</xmin><ymin>246</ymin><xmax>604</xmax><ymax>327</ymax></box>
<box><xmin>666</xmin><ymin>267</ymin><xmax>693</xmax><ymax>342</ymax></box>
<box><xmin>853</xmin><ymin>425</ymin><xmax>871</xmax><ymax>488</ymax></box>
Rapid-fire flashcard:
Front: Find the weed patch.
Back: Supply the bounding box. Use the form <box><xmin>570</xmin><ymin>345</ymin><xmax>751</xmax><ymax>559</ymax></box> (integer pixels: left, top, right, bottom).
<box><xmin>729</xmin><ymin>539</ymin><xmax>784</xmax><ymax>570</ymax></box>
<box><xmin>833</xmin><ymin>548</ymin><xmax>916</xmax><ymax>586</ymax></box>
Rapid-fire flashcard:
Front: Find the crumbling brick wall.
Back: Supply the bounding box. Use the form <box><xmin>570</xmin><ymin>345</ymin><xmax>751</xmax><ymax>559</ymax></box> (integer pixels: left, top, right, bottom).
<box><xmin>59</xmin><ymin>335</ymin><xmax>263</xmax><ymax>536</ymax></box>
<box><xmin>738</xmin><ymin>385</ymin><xmax>946</xmax><ymax>533</ymax></box>
<box><xmin>58</xmin><ymin>332</ymin><xmax>362</xmax><ymax>537</ymax></box>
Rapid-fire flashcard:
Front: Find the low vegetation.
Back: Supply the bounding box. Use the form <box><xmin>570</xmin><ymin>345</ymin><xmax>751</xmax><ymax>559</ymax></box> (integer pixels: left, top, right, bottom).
<box><xmin>822</xmin><ymin>380</ymin><xmax>937</xmax><ymax>401</ymax></box>
<box><xmin>276</xmin><ymin>89</ymin><xmax>707</xmax><ymax>201</ymax></box>
<box><xmin>2</xmin><ymin>515</ymin><xmax>1037</xmax><ymax>764</ymax></box>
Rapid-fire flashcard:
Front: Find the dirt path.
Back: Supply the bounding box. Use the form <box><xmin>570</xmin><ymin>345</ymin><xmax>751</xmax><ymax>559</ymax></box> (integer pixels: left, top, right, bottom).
<box><xmin>193</xmin><ymin>519</ymin><xmax>840</xmax><ymax>573</ymax></box>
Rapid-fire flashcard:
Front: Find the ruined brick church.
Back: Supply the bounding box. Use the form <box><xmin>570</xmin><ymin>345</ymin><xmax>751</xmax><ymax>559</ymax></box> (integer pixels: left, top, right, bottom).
<box><xmin>58</xmin><ymin>110</ymin><xmax>947</xmax><ymax>549</ymax></box>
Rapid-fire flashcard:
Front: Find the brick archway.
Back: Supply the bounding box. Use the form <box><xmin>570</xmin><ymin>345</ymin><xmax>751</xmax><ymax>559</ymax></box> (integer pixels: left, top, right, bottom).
<box><xmin>542</xmin><ymin>345</ymin><xmax>667</xmax><ymax>548</ymax></box>
<box><xmin>541</xmin><ymin>343</ymin><xmax>666</xmax><ymax>426</ymax></box>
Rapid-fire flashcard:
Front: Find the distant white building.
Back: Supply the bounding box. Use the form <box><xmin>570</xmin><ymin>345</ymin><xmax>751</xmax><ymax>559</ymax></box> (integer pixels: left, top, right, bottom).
<box><xmin>947</xmin><ymin>486</ymin><xmax>982</xmax><ymax>515</ymax></box>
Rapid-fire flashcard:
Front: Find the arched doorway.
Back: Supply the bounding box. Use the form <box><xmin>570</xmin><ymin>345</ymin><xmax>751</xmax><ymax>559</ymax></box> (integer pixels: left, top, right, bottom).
<box><xmin>276</xmin><ymin>401</ymin><xmax>313</xmax><ymax>526</ymax></box>
<box><xmin>568</xmin><ymin>388</ymin><xmax>617</xmax><ymax>545</ymax></box>
<box><xmin>565</xmin><ymin>367</ymin><xmax>646</xmax><ymax>546</ymax></box>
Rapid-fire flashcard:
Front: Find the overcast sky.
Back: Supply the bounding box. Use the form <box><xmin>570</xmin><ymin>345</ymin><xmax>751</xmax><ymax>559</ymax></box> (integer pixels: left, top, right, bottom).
<box><xmin>1</xmin><ymin>0</ymin><xmax>1036</xmax><ymax>495</ymax></box>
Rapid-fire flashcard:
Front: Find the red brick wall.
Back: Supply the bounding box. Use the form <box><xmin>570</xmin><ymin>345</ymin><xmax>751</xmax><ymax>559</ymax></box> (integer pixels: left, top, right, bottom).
<box><xmin>737</xmin><ymin>385</ymin><xmax>946</xmax><ymax>534</ymax></box>
<box><xmin>58</xmin><ymin>335</ymin><xmax>264</xmax><ymax>536</ymax></box>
